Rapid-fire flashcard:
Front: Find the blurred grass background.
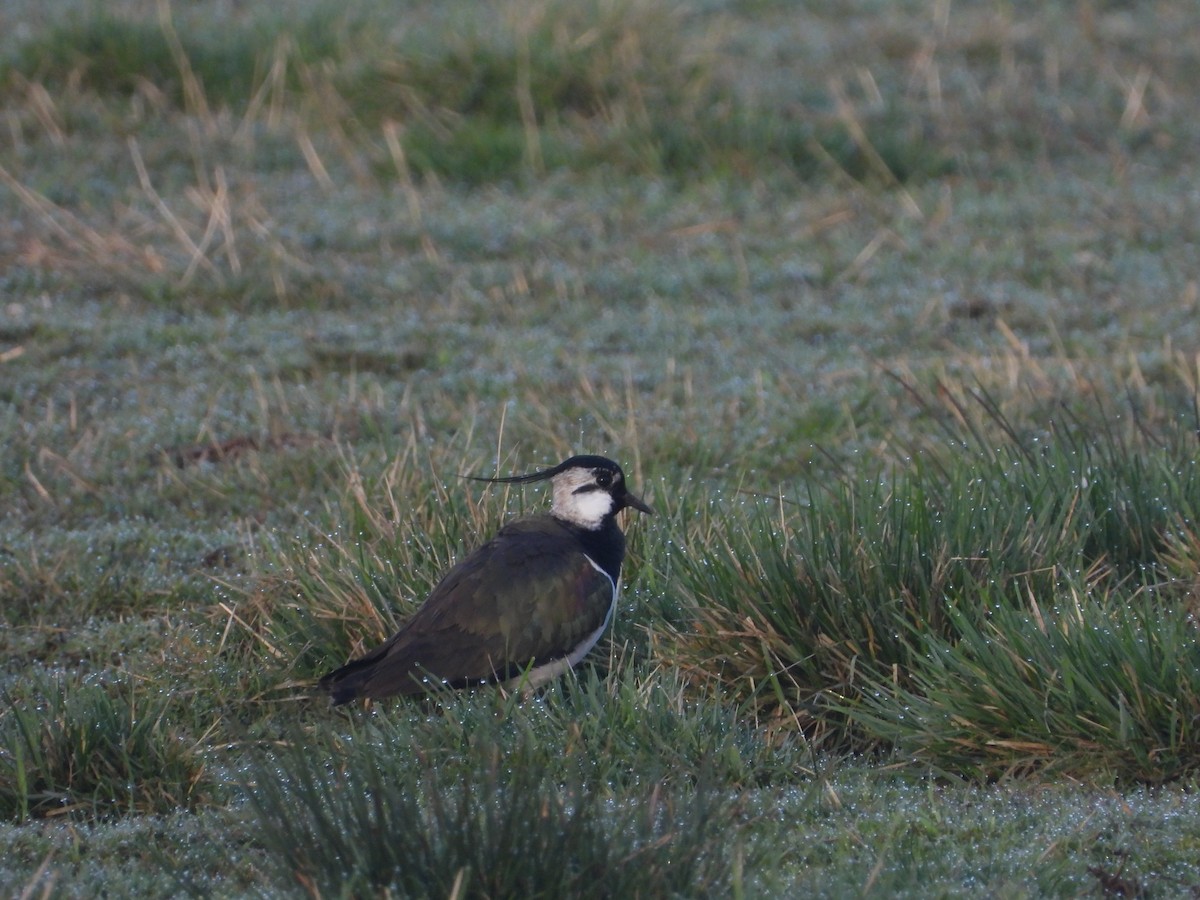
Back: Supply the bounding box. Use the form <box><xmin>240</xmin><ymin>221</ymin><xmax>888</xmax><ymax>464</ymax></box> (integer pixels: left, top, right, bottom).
<box><xmin>2</xmin><ymin>0</ymin><xmax>1200</xmax><ymax>895</ymax></box>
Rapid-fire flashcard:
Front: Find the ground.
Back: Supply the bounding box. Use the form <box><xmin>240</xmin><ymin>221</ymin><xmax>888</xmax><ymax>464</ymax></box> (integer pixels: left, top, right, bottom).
<box><xmin>2</xmin><ymin>0</ymin><xmax>1200</xmax><ymax>895</ymax></box>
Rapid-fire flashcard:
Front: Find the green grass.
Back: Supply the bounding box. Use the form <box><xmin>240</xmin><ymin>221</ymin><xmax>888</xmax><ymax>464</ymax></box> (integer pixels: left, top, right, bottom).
<box><xmin>3</xmin><ymin>0</ymin><xmax>1200</xmax><ymax>894</ymax></box>
<box><xmin>1</xmin><ymin>674</ymin><xmax>209</xmax><ymax>821</ymax></box>
<box><xmin>853</xmin><ymin>593</ymin><xmax>1200</xmax><ymax>781</ymax></box>
<box><xmin>656</xmin><ymin>390</ymin><xmax>1200</xmax><ymax>772</ymax></box>
<box><xmin>240</xmin><ymin>672</ymin><xmax>785</xmax><ymax>897</ymax></box>
<box><xmin>3</xmin><ymin>5</ymin><xmax>362</xmax><ymax>111</ymax></box>
<box><xmin>2</xmin><ymin>0</ymin><xmax>954</xmax><ymax>185</ymax></box>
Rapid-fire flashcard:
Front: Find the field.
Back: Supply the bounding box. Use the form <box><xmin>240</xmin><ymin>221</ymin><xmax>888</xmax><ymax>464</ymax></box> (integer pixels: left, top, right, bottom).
<box><xmin>3</xmin><ymin>0</ymin><xmax>1200</xmax><ymax>895</ymax></box>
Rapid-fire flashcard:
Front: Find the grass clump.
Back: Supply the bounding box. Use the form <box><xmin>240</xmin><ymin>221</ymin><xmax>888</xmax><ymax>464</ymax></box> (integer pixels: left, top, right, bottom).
<box><xmin>853</xmin><ymin>593</ymin><xmax>1200</xmax><ymax>781</ymax></box>
<box><xmin>0</xmin><ymin>675</ymin><xmax>209</xmax><ymax>821</ymax></box>
<box><xmin>658</xmin><ymin>389</ymin><xmax>1200</xmax><ymax>779</ymax></box>
<box><xmin>248</xmin><ymin>740</ymin><xmax>741</xmax><ymax>898</ymax></box>
<box><xmin>243</xmin><ymin>676</ymin><xmax>776</xmax><ymax>898</ymax></box>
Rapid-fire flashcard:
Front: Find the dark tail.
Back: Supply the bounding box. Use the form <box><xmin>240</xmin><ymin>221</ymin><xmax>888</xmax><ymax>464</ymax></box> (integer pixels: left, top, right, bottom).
<box><xmin>319</xmin><ymin>656</ymin><xmax>377</xmax><ymax>706</ymax></box>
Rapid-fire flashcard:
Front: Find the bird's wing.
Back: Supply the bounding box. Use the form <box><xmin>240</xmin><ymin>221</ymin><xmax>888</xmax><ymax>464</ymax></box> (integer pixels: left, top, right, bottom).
<box><xmin>328</xmin><ymin>519</ymin><xmax>616</xmax><ymax>698</ymax></box>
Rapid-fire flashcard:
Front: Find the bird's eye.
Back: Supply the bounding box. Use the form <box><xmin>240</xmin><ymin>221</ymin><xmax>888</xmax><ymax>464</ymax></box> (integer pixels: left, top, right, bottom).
<box><xmin>594</xmin><ymin>470</ymin><xmax>613</xmax><ymax>488</ymax></box>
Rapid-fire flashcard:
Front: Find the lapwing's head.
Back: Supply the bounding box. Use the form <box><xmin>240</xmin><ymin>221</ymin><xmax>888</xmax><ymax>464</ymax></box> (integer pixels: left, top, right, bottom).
<box><xmin>475</xmin><ymin>454</ymin><xmax>653</xmax><ymax>530</ymax></box>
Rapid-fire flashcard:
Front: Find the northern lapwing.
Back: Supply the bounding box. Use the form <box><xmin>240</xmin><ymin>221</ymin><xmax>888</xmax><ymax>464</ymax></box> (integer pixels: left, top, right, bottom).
<box><xmin>319</xmin><ymin>454</ymin><xmax>652</xmax><ymax>704</ymax></box>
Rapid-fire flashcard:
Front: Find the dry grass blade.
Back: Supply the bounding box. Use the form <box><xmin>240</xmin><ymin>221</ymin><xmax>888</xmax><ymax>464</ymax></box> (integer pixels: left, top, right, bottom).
<box><xmin>16</xmin><ymin>851</ymin><xmax>56</xmax><ymax>900</ymax></box>
<box><xmin>0</xmin><ymin>161</ymin><xmax>165</xmax><ymax>277</ymax></box>
<box><xmin>129</xmin><ymin>137</ymin><xmax>223</xmax><ymax>285</ymax></box>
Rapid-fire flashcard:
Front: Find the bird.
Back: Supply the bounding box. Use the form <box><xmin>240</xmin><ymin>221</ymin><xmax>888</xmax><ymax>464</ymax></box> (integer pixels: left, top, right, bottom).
<box><xmin>319</xmin><ymin>454</ymin><xmax>653</xmax><ymax>705</ymax></box>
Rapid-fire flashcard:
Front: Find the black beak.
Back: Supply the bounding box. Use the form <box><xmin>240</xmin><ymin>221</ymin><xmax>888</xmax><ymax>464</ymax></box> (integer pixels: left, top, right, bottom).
<box><xmin>623</xmin><ymin>490</ymin><xmax>654</xmax><ymax>515</ymax></box>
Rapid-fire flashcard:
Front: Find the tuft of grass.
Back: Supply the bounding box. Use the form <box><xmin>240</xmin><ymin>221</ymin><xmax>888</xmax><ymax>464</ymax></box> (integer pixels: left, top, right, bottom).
<box><xmin>241</xmin><ymin>672</ymin><xmax>777</xmax><ymax>898</ymax></box>
<box><xmin>0</xmin><ymin>675</ymin><xmax>210</xmax><ymax>822</ymax></box>
<box><xmin>848</xmin><ymin>591</ymin><xmax>1200</xmax><ymax>781</ymax></box>
<box><xmin>656</xmin><ymin>388</ymin><xmax>1200</xmax><ymax>778</ymax></box>
<box><xmin>248</xmin><ymin>743</ymin><xmax>742</xmax><ymax>898</ymax></box>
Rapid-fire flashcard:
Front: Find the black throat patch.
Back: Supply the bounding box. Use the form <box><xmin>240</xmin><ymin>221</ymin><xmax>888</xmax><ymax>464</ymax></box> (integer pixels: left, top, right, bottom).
<box><xmin>566</xmin><ymin>516</ymin><xmax>626</xmax><ymax>582</ymax></box>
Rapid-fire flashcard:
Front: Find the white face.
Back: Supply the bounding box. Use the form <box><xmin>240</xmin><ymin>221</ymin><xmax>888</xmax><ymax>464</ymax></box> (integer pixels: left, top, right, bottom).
<box><xmin>550</xmin><ymin>468</ymin><xmax>617</xmax><ymax>529</ymax></box>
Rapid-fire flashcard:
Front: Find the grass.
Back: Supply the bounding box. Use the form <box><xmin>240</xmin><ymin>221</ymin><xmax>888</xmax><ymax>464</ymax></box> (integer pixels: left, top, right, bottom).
<box><xmin>3</xmin><ymin>0</ymin><xmax>1200</xmax><ymax>894</ymax></box>
<box><xmin>657</xmin><ymin>388</ymin><xmax>1200</xmax><ymax>772</ymax></box>
<box><xmin>3</xmin><ymin>0</ymin><xmax>954</xmax><ymax>189</ymax></box>
<box><xmin>853</xmin><ymin>593</ymin><xmax>1200</xmax><ymax>781</ymax></box>
<box><xmin>1</xmin><ymin>674</ymin><xmax>209</xmax><ymax>821</ymax></box>
<box><xmin>239</xmin><ymin>672</ymin><xmax>782</xmax><ymax>898</ymax></box>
